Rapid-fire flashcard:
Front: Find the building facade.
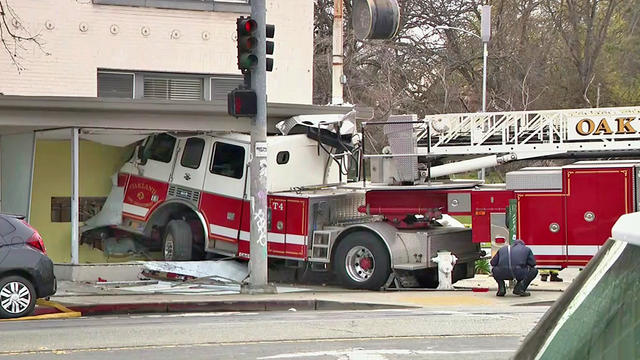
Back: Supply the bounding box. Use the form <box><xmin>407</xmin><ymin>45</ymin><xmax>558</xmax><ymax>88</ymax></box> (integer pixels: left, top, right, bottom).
<box><xmin>0</xmin><ymin>0</ymin><xmax>316</xmax><ymax>263</ymax></box>
<box><xmin>0</xmin><ymin>0</ymin><xmax>313</xmax><ymax>104</ymax></box>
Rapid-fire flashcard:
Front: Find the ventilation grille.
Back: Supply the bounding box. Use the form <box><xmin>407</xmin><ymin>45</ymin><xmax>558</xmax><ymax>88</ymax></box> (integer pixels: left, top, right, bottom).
<box><xmin>211</xmin><ymin>77</ymin><xmax>243</xmax><ymax>104</ymax></box>
<box><xmin>168</xmin><ymin>185</ymin><xmax>201</xmax><ymax>204</ymax></box>
<box><xmin>144</xmin><ymin>77</ymin><xmax>203</xmax><ymax>101</ymax></box>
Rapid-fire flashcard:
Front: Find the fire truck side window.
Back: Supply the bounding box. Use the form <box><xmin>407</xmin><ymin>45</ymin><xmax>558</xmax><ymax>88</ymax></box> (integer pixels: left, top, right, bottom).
<box><xmin>180</xmin><ymin>138</ymin><xmax>205</xmax><ymax>169</ymax></box>
<box><xmin>140</xmin><ymin>133</ymin><xmax>176</xmax><ymax>164</ymax></box>
<box><xmin>210</xmin><ymin>142</ymin><xmax>245</xmax><ymax>179</ymax></box>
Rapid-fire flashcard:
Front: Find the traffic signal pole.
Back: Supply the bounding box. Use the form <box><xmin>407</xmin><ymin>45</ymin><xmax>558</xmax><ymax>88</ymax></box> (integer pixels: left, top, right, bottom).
<box><xmin>243</xmin><ymin>0</ymin><xmax>273</xmax><ymax>293</ymax></box>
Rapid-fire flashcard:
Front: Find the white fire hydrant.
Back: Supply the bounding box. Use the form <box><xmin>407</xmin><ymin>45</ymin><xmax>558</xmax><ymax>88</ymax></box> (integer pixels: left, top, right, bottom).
<box><xmin>432</xmin><ymin>250</ymin><xmax>458</xmax><ymax>290</ymax></box>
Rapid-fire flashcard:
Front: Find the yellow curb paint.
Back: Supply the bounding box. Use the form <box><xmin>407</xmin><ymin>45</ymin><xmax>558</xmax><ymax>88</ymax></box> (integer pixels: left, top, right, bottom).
<box><xmin>0</xmin><ymin>312</ymin><xmax>82</xmax><ymax>322</ymax></box>
<box><xmin>0</xmin><ymin>299</ymin><xmax>82</xmax><ymax>322</ymax></box>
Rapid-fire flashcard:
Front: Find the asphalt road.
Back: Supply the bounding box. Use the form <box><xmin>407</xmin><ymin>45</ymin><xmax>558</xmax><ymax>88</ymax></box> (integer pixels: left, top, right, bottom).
<box><xmin>0</xmin><ymin>307</ymin><xmax>548</xmax><ymax>359</ymax></box>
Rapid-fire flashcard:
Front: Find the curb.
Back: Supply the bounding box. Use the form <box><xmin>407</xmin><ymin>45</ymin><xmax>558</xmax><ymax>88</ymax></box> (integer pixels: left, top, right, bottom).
<box><xmin>33</xmin><ymin>300</ymin><xmax>412</xmax><ymax>317</ymax></box>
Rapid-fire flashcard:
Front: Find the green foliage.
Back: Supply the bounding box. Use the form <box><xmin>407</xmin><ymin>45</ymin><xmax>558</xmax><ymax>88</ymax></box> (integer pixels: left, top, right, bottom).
<box><xmin>475</xmin><ymin>259</ymin><xmax>491</xmax><ymax>275</ymax></box>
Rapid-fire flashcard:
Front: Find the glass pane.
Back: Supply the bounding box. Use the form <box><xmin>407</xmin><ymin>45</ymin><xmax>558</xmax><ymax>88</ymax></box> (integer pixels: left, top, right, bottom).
<box><xmin>148</xmin><ymin>134</ymin><xmax>176</xmax><ymax>163</ymax></box>
<box><xmin>0</xmin><ymin>217</ymin><xmax>16</xmax><ymax>237</ymax></box>
<box><xmin>181</xmin><ymin>138</ymin><xmax>205</xmax><ymax>169</ymax></box>
<box><xmin>210</xmin><ymin>142</ymin><xmax>245</xmax><ymax>179</ymax></box>
<box><xmin>98</xmin><ymin>72</ymin><xmax>134</xmax><ymax>98</ymax></box>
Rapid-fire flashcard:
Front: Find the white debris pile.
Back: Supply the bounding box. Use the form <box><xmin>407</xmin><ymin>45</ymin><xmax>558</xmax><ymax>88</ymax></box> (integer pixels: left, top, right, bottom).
<box><xmin>142</xmin><ymin>260</ymin><xmax>249</xmax><ymax>284</ymax></box>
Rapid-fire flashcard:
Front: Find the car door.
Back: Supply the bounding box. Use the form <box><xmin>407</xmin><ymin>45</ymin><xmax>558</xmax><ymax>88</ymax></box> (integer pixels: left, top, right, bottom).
<box><xmin>171</xmin><ymin>136</ymin><xmax>210</xmax><ymax>190</ymax></box>
<box><xmin>200</xmin><ymin>139</ymin><xmax>249</xmax><ymax>247</ymax></box>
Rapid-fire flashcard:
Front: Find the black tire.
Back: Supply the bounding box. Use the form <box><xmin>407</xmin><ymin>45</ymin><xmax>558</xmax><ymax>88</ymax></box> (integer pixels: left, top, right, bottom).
<box><xmin>0</xmin><ymin>275</ymin><xmax>37</xmax><ymax>319</ymax></box>
<box><xmin>334</xmin><ymin>231</ymin><xmax>391</xmax><ymax>290</ymax></box>
<box><xmin>163</xmin><ymin>220</ymin><xmax>193</xmax><ymax>261</ymax></box>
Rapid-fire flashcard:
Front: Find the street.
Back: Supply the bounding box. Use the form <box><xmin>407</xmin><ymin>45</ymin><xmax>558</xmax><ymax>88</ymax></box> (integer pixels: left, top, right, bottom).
<box><xmin>0</xmin><ymin>306</ymin><xmax>547</xmax><ymax>359</ymax></box>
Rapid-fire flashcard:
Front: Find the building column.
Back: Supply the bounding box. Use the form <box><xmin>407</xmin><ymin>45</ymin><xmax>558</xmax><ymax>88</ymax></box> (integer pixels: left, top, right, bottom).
<box><xmin>71</xmin><ymin>128</ymin><xmax>79</xmax><ymax>265</ymax></box>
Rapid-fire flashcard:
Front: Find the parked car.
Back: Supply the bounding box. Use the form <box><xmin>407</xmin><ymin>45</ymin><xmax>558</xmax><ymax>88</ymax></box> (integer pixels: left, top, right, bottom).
<box><xmin>0</xmin><ymin>214</ymin><xmax>56</xmax><ymax>319</ymax></box>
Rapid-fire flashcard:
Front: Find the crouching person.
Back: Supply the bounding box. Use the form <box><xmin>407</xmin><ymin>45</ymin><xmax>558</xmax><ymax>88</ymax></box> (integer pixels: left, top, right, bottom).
<box><xmin>490</xmin><ymin>239</ymin><xmax>538</xmax><ymax>297</ymax></box>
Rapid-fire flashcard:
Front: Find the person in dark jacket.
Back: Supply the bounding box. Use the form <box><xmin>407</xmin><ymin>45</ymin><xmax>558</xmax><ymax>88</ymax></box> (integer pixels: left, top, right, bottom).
<box><xmin>490</xmin><ymin>239</ymin><xmax>538</xmax><ymax>296</ymax></box>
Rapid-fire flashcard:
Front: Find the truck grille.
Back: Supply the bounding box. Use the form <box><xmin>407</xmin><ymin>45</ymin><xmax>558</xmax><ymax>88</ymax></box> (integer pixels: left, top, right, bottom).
<box><xmin>168</xmin><ymin>185</ymin><xmax>201</xmax><ymax>204</ymax></box>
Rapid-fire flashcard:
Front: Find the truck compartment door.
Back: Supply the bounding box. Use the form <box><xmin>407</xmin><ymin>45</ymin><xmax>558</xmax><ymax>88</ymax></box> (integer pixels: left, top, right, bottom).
<box><xmin>564</xmin><ymin>168</ymin><xmax>633</xmax><ymax>267</ymax></box>
<box><xmin>517</xmin><ymin>193</ymin><xmax>566</xmax><ymax>268</ymax></box>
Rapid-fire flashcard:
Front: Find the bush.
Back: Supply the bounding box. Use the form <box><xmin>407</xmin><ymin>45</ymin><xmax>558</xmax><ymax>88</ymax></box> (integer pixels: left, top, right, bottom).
<box><xmin>475</xmin><ymin>259</ymin><xmax>490</xmax><ymax>275</ymax></box>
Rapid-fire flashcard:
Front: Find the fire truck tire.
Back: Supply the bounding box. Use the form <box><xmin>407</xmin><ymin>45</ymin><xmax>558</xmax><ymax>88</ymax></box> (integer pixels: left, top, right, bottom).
<box><xmin>334</xmin><ymin>231</ymin><xmax>391</xmax><ymax>290</ymax></box>
<box><xmin>163</xmin><ymin>220</ymin><xmax>193</xmax><ymax>261</ymax></box>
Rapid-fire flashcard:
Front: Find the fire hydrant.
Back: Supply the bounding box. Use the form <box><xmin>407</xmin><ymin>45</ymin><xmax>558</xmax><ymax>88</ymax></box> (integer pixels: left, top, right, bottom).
<box><xmin>432</xmin><ymin>250</ymin><xmax>458</xmax><ymax>290</ymax></box>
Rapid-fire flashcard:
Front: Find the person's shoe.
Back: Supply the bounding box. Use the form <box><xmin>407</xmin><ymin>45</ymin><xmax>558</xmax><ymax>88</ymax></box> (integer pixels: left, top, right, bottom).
<box><xmin>513</xmin><ymin>290</ymin><xmax>531</xmax><ymax>296</ymax></box>
<box><xmin>540</xmin><ymin>274</ymin><xmax>549</xmax><ymax>281</ymax></box>
<box><xmin>496</xmin><ymin>281</ymin><xmax>506</xmax><ymax>297</ymax></box>
<box><xmin>550</xmin><ymin>274</ymin><xmax>563</xmax><ymax>282</ymax></box>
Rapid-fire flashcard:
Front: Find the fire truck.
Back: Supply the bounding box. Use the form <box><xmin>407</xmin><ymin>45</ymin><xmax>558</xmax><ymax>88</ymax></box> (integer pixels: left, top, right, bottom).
<box><xmin>83</xmin><ymin>106</ymin><xmax>640</xmax><ymax>289</ymax></box>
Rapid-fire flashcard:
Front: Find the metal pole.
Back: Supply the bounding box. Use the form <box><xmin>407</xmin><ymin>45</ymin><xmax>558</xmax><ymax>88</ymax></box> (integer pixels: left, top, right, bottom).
<box><xmin>482</xmin><ymin>41</ymin><xmax>487</xmax><ymax>113</ymax></box>
<box><xmin>70</xmin><ymin>128</ymin><xmax>79</xmax><ymax>265</ymax></box>
<box><xmin>331</xmin><ymin>0</ymin><xmax>344</xmax><ymax>105</ymax></box>
<box><xmin>245</xmin><ymin>0</ymin><xmax>272</xmax><ymax>293</ymax></box>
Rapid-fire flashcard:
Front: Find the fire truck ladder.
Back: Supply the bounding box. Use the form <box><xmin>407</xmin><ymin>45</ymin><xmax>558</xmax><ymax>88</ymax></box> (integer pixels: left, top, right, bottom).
<box><xmin>415</xmin><ymin>107</ymin><xmax>640</xmax><ymax>158</ymax></box>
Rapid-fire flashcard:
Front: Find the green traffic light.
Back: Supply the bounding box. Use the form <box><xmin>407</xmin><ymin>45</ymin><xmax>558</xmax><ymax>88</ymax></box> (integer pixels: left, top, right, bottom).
<box><xmin>239</xmin><ymin>54</ymin><xmax>258</xmax><ymax>69</ymax></box>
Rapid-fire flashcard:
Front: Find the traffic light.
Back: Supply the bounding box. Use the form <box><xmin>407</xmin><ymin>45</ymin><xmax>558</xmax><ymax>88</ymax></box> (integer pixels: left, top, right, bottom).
<box><xmin>227</xmin><ymin>88</ymin><xmax>257</xmax><ymax>117</ymax></box>
<box><xmin>266</xmin><ymin>24</ymin><xmax>275</xmax><ymax>72</ymax></box>
<box><xmin>236</xmin><ymin>17</ymin><xmax>258</xmax><ymax>72</ymax></box>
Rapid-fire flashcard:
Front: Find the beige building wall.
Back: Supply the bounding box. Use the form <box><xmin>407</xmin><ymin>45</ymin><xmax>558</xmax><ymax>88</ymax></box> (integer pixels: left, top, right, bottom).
<box><xmin>0</xmin><ymin>0</ymin><xmax>313</xmax><ymax>104</ymax></box>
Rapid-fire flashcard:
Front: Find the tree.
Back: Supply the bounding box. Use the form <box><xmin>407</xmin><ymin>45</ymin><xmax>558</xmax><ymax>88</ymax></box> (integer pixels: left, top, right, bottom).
<box><xmin>314</xmin><ymin>0</ymin><xmax>640</xmax><ymax>116</ymax></box>
<box><xmin>0</xmin><ymin>0</ymin><xmax>48</xmax><ymax>72</ymax></box>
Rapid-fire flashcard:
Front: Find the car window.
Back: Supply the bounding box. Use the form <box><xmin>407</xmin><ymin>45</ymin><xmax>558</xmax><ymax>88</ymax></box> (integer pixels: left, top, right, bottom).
<box><xmin>0</xmin><ymin>217</ymin><xmax>16</xmax><ymax>237</ymax></box>
<box><xmin>180</xmin><ymin>137</ymin><xmax>205</xmax><ymax>169</ymax></box>
<box><xmin>210</xmin><ymin>142</ymin><xmax>245</xmax><ymax>179</ymax></box>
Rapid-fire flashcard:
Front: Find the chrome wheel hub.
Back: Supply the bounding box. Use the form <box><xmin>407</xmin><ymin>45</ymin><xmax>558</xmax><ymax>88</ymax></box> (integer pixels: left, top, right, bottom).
<box><xmin>345</xmin><ymin>246</ymin><xmax>375</xmax><ymax>282</ymax></box>
<box><xmin>1</xmin><ymin>281</ymin><xmax>31</xmax><ymax>314</ymax></box>
<box><xmin>164</xmin><ymin>234</ymin><xmax>175</xmax><ymax>260</ymax></box>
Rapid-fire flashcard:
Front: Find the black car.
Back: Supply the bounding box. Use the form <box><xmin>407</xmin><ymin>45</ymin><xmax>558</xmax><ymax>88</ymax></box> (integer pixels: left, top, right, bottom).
<box><xmin>0</xmin><ymin>214</ymin><xmax>56</xmax><ymax>318</ymax></box>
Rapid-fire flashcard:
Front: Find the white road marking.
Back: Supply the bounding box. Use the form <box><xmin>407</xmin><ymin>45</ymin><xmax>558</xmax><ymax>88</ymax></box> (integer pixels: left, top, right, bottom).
<box><xmin>258</xmin><ymin>348</ymin><xmax>515</xmax><ymax>359</ymax></box>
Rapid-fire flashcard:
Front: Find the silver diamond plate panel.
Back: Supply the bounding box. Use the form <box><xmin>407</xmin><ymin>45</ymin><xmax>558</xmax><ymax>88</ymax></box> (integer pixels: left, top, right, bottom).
<box><xmin>506</xmin><ymin>169</ymin><xmax>563</xmax><ymax>190</ymax></box>
<box><xmin>384</xmin><ymin>115</ymin><xmax>417</xmax><ymax>183</ymax></box>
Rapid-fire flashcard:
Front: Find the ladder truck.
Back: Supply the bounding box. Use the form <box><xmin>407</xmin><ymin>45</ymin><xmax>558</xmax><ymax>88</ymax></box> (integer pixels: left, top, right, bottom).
<box><xmin>83</xmin><ymin>107</ymin><xmax>640</xmax><ymax>289</ymax></box>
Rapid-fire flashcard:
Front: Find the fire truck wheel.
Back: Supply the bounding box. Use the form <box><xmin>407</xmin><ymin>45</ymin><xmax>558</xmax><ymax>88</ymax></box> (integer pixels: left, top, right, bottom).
<box><xmin>334</xmin><ymin>231</ymin><xmax>391</xmax><ymax>290</ymax></box>
<box><xmin>163</xmin><ymin>220</ymin><xmax>193</xmax><ymax>261</ymax></box>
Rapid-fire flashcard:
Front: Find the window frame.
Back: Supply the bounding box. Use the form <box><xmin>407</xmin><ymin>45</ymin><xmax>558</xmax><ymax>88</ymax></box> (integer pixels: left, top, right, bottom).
<box><xmin>97</xmin><ymin>71</ymin><xmax>136</xmax><ymax>99</ymax></box>
<box><xmin>98</xmin><ymin>69</ymin><xmax>242</xmax><ymax>102</ymax></box>
<box><xmin>180</xmin><ymin>137</ymin><xmax>206</xmax><ymax>170</ymax></box>
<box><xmin>142</xmin><ymin>133</ymin><xmax>177</xmax><ymax>164</ymax></box>
<box><xmin>209</xmin><ymin>142</ymin><xmax>246</xmax><ymax>180</ymax></box>
<box><xmin>92</xmin><ymin>0</ymin><xmax>250</xmax><ymax>13</ymax></box>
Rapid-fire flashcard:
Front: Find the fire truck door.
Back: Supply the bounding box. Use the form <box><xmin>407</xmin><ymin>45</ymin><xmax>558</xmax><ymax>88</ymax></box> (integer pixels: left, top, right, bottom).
<box><xmin>565</xmin><ymin>168</ymin><xmax>633</xmax><ymax>266</ymax></box>
<box><xmin>201</xmin><ymin>140</ymin><xmax>249</xmax><ymax>245</ymax></box>
<box><xmin>172</xmin><ymin>137</ymin><xmax>209</xmax><ymax>190</ymax></box>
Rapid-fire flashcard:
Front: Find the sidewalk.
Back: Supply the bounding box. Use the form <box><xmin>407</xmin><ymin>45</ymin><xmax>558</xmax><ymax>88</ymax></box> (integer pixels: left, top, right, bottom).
<box><xmin>35</xmin><ymin>268</ymin><xmax>577</xmax><ymax>317</ymax></box>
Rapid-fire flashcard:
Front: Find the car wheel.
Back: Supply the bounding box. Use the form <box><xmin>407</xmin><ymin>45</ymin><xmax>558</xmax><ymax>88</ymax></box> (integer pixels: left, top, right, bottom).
<box><xmin>334</xmin><ymin>231</ymin><xmax>391</xmax><ymax>290</ymax></box>
<box><xmin>163</xmin><ymin>220</ymin><xmax>193</xmax><ymax>261</ymax></box>
<box><xmin>0</xmin><ymin>275</ymin><xmax>37</xmax><ymax>319</ymax></box>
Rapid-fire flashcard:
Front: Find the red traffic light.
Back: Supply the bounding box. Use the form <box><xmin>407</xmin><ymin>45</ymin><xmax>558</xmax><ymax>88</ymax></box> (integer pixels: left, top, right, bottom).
<box><xmin>238</xmin><ymin>18</ymin><xmax>257</xmax><ymax>35</ymax></box>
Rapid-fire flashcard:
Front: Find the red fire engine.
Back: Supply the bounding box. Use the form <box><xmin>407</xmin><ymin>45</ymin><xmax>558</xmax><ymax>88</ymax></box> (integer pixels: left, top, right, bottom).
<box><xmin>83</xmin><ymin>107</ymin><xmax>640</xmax><ymax>289</ymax></box>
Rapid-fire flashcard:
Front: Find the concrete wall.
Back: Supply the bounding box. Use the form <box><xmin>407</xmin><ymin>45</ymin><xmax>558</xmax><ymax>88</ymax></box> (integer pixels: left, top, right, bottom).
<box><xmin>0</xmin><ymin>0</ymin><xmax>313</xmax><ymax>104</ymax></box>
<box><xmin>30</xmin><ymin>140</ymin><xmax>132</xmax><ymax>263</ymax></box>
